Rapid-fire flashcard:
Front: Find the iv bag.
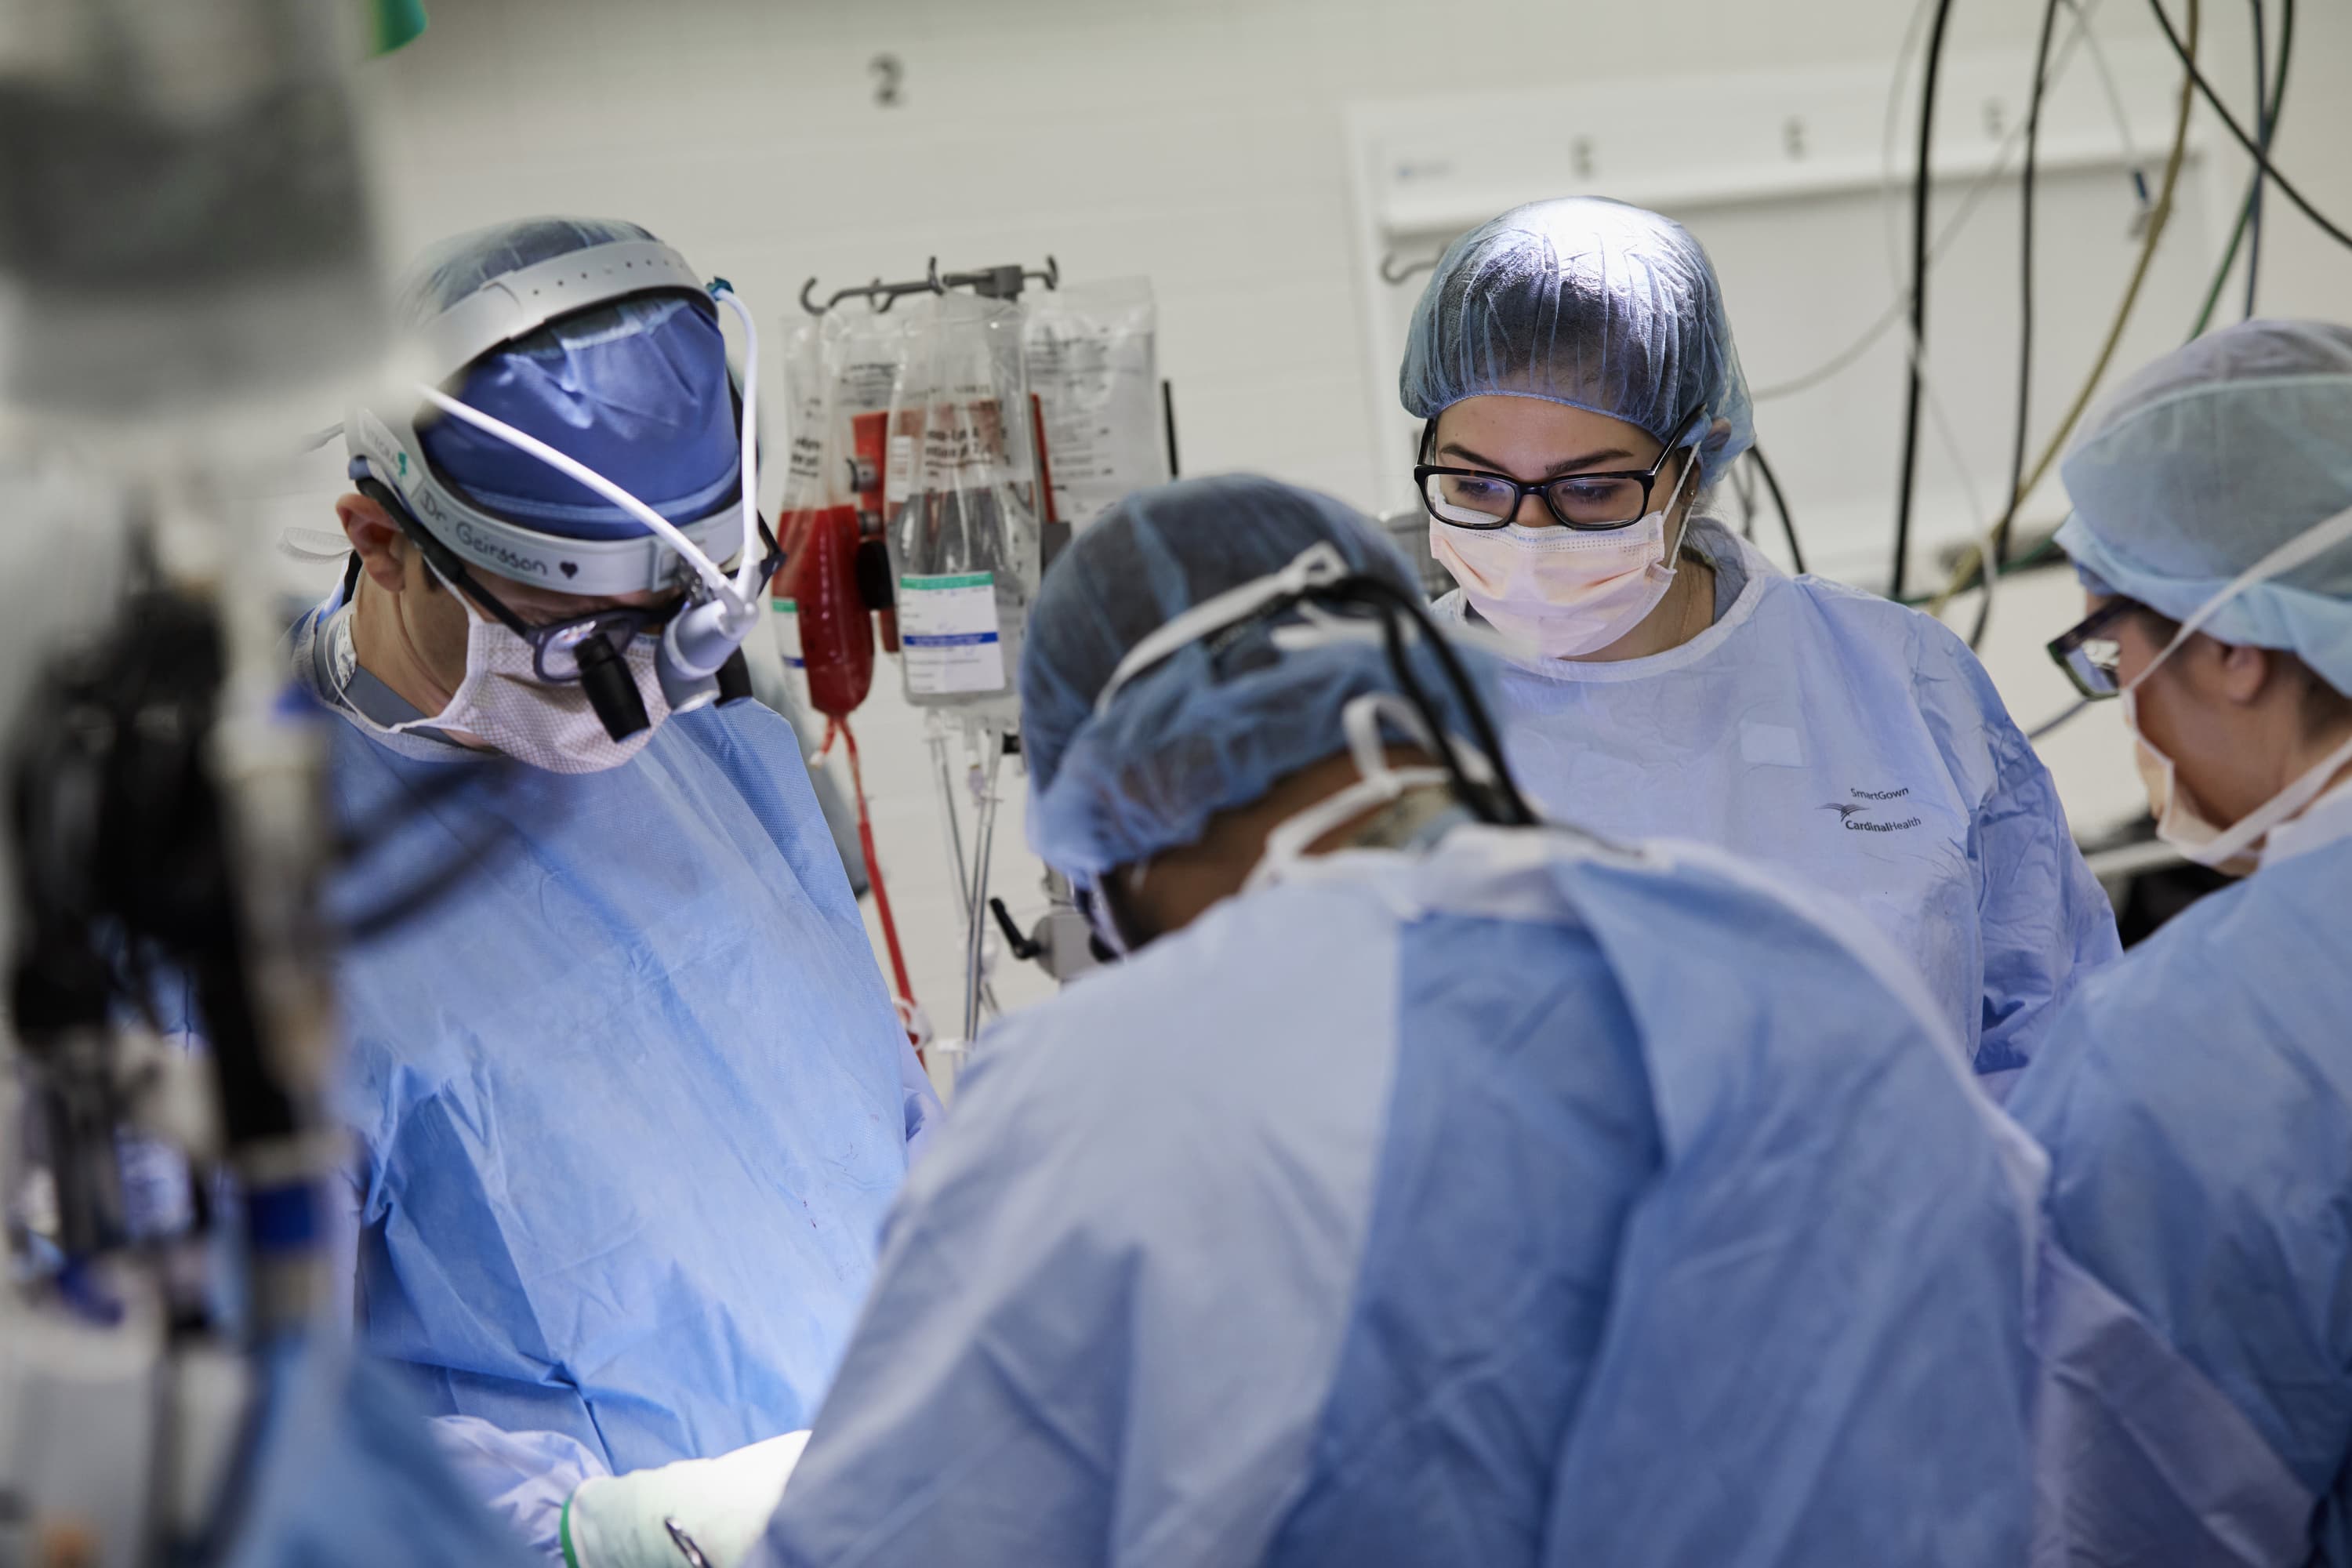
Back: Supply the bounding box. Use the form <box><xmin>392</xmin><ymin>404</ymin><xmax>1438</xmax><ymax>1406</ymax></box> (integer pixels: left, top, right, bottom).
<box><xmin>828</xmin><ymin>300</ymin><xmax>924</xmax><ymax>537</ymax></box>
<box><xmin>1024</xmin><ymin>279</ymin><xmax>1164</xmax><ymax>533</ymax></box>
<box><xmin>886</xmin><ymin>294</ymin><xmax>1039</xmax><ymax>720</ymax></box>
<box><xmin>770</xmin><ymin>315</ymin><xmax>833</xmax><ymax>707</ymax></box>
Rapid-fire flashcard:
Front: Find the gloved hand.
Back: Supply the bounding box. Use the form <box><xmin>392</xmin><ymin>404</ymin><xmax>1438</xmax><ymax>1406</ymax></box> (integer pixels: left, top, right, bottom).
<box><xmin>561</xmin><ymin>1430</ymin><xmax>810</xmax><ymax>1567</ymax></box>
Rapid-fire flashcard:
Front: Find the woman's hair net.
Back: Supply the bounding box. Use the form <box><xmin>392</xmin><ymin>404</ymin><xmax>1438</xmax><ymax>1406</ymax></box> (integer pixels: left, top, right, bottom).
<box><xmin>1022</xmin><ymin>474</ymin><xmax>1500</xmax><ymax>880</ymax></box>
<box><xmin>1399</xmin><ymin>198</ymin><xmax>1755</xmax><ymax>486</ymax></box>
<box><xmin>2057</xmin><ymin>319</ymin><xmax>2352</xmax><ymax>695</ymax></box>
<box><xmin>401</xmin><ymin>216</ymin><xmax>742</xmax><ymax>540</ymax></box>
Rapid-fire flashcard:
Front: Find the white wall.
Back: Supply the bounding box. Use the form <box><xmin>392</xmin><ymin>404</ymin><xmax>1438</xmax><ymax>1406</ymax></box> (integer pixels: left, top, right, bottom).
<box><xmin>345</xmin><ymin>0</ymin><xmax>2352</xmax><ymax>1040</ymax></box>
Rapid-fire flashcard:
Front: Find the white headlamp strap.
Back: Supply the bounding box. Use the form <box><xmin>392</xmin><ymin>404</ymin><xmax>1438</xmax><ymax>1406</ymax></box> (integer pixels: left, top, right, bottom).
<box><xmin>1094</xmin><ymin>543</ymin><xmax>1353</xmax><ymax>717</ymax></box>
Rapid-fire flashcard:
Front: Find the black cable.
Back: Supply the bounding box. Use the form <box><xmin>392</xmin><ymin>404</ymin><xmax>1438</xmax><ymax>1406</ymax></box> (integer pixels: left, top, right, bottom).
<box><xmin>2243</xmin><ymin>0</ymin><xmax>2270</xmax><ymax>316</ymax></box>
<box><xmin>1748</xmin><ymin>445</ymin><xmax>1806</xmax><ymax>575</ymax></box>
<box><xmin>2187</xmin><ymin>0</ymin><xmax>2292</xmax><ymax>336</ymax></box>
<box><xmin>1889</xmin><ymin>0</ymin><xmax>1958</xmax><ymax>601</ymax></box>
<box><xmin>1998</xmin><ymin>0</ymin><xmax>2064</xmax><ymax>582</ymax></box>
<box><xmin>2147</xmin><ymin>0</ymin><xmax>2350</xmax><ymax>249</ymax></box>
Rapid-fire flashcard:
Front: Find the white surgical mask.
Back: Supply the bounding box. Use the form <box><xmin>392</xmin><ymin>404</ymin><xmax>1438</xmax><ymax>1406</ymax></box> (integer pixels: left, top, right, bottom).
<box><xmin>350</xmin><ymin>579</ymin><xmax>670</xmax><ymax>774</ymax></box>
<box><xmin>1428</xmin><ymin>448</ymin><xmax>1700</xmax><ymax>659</ymax></box>
<box><xmin>2117</xmin><ymin>498</ymin><xmax>2352</xmax><ymax>873</ymax></box>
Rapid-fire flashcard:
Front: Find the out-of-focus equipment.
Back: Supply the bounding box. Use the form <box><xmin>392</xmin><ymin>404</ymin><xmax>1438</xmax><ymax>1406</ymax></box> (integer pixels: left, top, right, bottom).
<box><xmin>369</xmin><ymin>0</ymin><xmax>428</xmax><ymax>55</ymax></box>
<box><xmin>5</xmin><ymin>525</ymin><xmax>343</xmax><ymax>1568</ymax></box>
<box><xmin>0</xmin><ymin>2</ymin><xmax>405</xmax><ymax>1560</ymax></box>
<box><xmin>793</xmin><ymin>259</ymin><xmax>1169</xmax><ymax>1037</ymax></box>
<box><xmin>0</xmin><ymin>2</ymin><xmax>383</xmax><ymax>449</ymax></box>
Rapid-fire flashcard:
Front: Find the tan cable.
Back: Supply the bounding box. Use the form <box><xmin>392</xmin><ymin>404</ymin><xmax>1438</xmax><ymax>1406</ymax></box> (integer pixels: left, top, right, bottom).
<box><xmin>1927</xmin><ymin>0</ymin><xmax>2200</xmax><ymax>616</ymax></box>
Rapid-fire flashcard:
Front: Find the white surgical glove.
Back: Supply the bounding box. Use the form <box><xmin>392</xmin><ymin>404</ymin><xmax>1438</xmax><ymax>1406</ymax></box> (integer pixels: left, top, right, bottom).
<box><xmin>561</xmin><ymin>1430</ymin><xmax>810</xmax><ymax>1567</ymax></box>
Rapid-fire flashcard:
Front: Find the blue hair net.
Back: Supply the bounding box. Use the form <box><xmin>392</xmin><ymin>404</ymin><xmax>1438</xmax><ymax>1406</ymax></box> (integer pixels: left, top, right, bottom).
<box><xmin>2058</xmin><ymin>319</ymin><xmax>2352</xmax><ymax>694</ymax></box>
<box><xmin>1399</xmin><ymin>198</ymin><xmax>1755</xmax><ymax>485</ymax></box>
<box><xmin>1022</xmin><ymin>474</ymin><xmax>1498</xmax><ymax>879</ymax></box>
<box><xmin>403</xmin><ymin>217</ymin><xmax>741</xmax><ymax>541</ymax></box>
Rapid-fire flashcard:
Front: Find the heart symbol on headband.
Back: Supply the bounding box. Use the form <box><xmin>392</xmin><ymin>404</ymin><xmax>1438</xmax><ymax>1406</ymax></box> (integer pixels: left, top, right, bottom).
<box><xmin>560</xmin><ymin>561</ymin><xmax>579</xmax><ymax>578</ymax></box>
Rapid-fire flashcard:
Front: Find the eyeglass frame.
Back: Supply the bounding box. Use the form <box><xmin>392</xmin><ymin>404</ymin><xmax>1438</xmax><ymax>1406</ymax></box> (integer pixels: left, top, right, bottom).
<box><xmin>1412</xmin><ymin>401</ymin><xmax>1708</xmax><ymax>532</ymax></box>
<box><xmin>2045</xmin><ymin>597</ymin><xmax>2142</xmax><ymax>699</ymax></box>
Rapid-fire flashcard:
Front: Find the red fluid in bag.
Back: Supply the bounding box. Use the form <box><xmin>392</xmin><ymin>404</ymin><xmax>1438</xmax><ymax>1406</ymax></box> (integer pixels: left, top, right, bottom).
<box><xmin>800</xmin><ymin>504</ymin><xmax>924</xmax><ymax>1051</ymax></box>
<box><xmin>797</xmin><ymin>503</ymin><xmax>873</xmax><ymax>720</ymax></box>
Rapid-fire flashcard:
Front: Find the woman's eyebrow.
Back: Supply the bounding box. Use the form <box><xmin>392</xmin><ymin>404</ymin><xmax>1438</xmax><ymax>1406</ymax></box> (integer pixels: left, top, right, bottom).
<box><xmin>1437</xmin><ymin>442</ymin><xmax>1639</xmax><ymax>477</ymax></box>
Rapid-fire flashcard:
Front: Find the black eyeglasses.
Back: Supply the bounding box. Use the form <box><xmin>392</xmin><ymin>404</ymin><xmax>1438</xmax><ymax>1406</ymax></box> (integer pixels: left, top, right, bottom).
<box><xmin>1414</xmin><ymin>404</ymin><xmax>1705</xmax><ymax>532</ymax></box>
<box><xmin>2046</xmin><ymin>598</ymin><xmax>2137</xmax><ymax>699</ymax></box>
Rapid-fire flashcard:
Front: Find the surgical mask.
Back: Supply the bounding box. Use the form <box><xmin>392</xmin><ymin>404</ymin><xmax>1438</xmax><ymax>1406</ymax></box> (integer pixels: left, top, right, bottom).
<box><xmin>1428</xmin><ymin>448</ymin><xmax>1700</xmax><ymax>659</ymax></box>
<box><xmin>2125</xmin><ymin>685</ymin><xmax>2352</xmax><ymax>875</ymax></box>
<box><xmin>2116</xmin><ymin>497</ymin><xmax>2352</xmax><ymax>873</ymax></box>
<box><xmin>350</xmin><ymin>578</ymin><xmax>670</xmax><ymax>773</ymax></box>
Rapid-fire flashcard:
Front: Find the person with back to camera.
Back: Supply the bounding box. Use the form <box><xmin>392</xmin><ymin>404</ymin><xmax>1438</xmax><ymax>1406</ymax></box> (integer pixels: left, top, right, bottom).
<box><xmin>751</xmin><ymin>474</ymin><xmax>2047</xmax><ymax>1566</ymax></box>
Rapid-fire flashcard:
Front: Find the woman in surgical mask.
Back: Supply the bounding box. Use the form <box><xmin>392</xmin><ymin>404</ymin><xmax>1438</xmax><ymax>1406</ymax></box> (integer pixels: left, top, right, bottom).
<box><xmin>1401</xmin><ymin>197</ymin><xmax>2118</xmax><ymax>1089</ymax></box>
<box><xmin>2009</xmin><ymin>321</ymin><xmax>2352</xmax><ymax>1563</ymax></box>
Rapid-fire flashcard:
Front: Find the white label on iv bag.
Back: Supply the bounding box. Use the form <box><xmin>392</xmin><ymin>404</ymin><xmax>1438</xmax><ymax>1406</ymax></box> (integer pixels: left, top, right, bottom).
<box><xmin>898</xmin><ymin>572</ymin><xmax>1007</xmax><ymax>695</ymax></box>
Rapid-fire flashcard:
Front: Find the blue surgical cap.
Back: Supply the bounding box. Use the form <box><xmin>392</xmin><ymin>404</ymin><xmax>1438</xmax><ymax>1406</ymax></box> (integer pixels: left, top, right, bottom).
<box><xmin>2058</xmin><ymin>319</ymin><xmax>2352</xmax><ymax>695</ymax></box>
<box><xmin>404</xmin><ymin>217</ymin><xmax>742</xmax><ymax>541</ymax></box>
<box><xmin>1022</xmin><ymin>474</ymin><xmax>1498</xmax><ymax>879</ymax></box>
<box><xmin>1400</xmin><ymin>198</ymin><xmax>1755</xmax><ymax>486</ymax></box>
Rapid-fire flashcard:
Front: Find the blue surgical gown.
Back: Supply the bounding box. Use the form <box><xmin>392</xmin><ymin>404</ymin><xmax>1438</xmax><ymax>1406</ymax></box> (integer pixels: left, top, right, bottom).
<box><xmin>1435</xmin><ymin>524</ymin><xmax>2119</xmax><ymax>1080</ymax></box>
<box><xmin>2012</xmin><ymin>799</ymin><xmax>2352</xmax><ymax>1563</ymax></box>
<box><xmin>761</xmin><ymin>825</ymin><xmax>2041</xmax><ymax>1566</ymax></box>
<box><xmin>300</xmin><ymin>604</ymin><xmax>931</xmax><ymax>1552</ymax></box>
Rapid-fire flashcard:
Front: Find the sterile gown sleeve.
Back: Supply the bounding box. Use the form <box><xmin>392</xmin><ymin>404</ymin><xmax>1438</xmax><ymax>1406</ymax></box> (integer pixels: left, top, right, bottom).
<box><xmin>1928</xmin><ymin>631</ymin><xmax>2122</xmax><ymax>1079</ymax></box>
<box><xmin>428</xmin><ymin>1417</ymin><xmax>609</xmax><ymax>1563</ymax></box>
<box><xmin>336</xmin><ymin>1131</ymin><xmax>608</xmax><ymax>1559</ymax></box>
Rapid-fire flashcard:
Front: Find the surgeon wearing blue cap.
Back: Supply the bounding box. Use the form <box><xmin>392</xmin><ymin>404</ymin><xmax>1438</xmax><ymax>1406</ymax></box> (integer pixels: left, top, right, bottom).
<box><xmin>755</xmin><ymin>474</ymin><xmax>2044</xmax><ymax>1566</ymax></box>
<box><xmin>1402</xmin><ymin>197</ymin><xmax>2118</xmax><ymax>1087</ymax></box>
<box><xmin>2012</xmin><ymin>321</ymin><xmax>2352</xmax><ymax>1563</ymax></box>
<box><xmin>293</xmin><ymin>218</ymin><xmax>938</xmax><ymax>1559</ymax></box>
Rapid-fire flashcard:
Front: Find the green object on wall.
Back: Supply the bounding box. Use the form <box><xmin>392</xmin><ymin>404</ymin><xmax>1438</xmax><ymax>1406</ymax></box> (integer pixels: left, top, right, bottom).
<box><xmin>372</xmin><ymin>0</ymin><xmax>427</xmax><ymax>54</ymax></box>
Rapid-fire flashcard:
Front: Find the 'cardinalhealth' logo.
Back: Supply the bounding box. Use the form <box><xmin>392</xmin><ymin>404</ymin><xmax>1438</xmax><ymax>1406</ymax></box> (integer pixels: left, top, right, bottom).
<box><xmin>1820</xmin><ymin>786</ymin><xmax>1922</xmax><ymax>833</ymax></box>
